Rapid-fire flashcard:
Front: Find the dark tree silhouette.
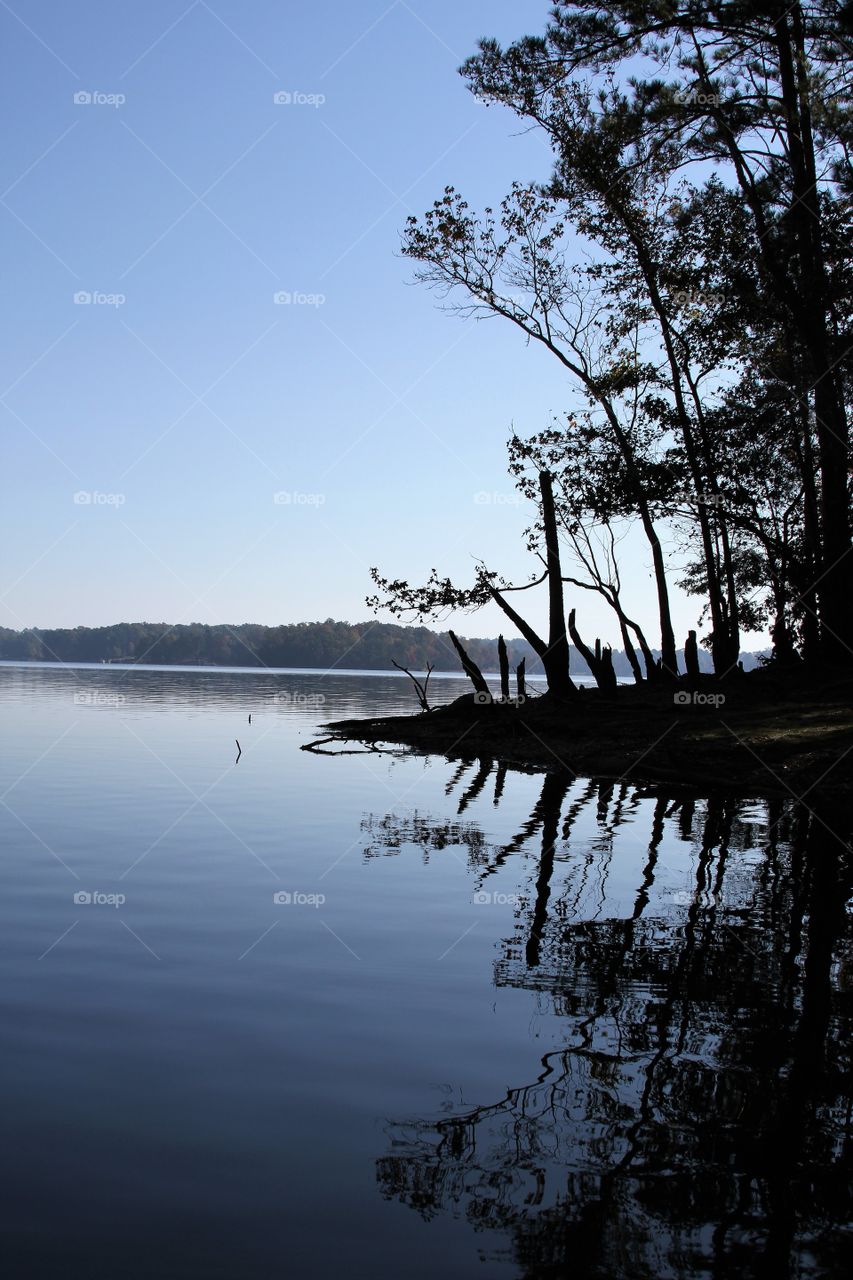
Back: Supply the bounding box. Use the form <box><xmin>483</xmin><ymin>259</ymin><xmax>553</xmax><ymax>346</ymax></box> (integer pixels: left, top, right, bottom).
<box><xmin>369</xmin><ymin>769</ymin><xmax>853</xmax><ymax>1278</ymax></box>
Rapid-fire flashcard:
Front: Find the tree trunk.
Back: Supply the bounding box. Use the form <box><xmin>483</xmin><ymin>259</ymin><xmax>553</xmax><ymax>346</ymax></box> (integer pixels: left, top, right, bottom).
<box><xmin>628</xmin><ymin>619</ymin><xmax>658</xmax><ymax>682</ymax></box>
<box><xmin>569</xmin><ymin>610</ymin><xmax>617</xmax><ymax>692</ymax></box>
<box><xmin>539</xmin><ymin>471</ymin><xmax>575</xmax><ymax>697</ymax></box>
<box><xmin>497</xmin><ymin>634</ymin><xmax>510</xmax><ymax>700</ymax></box>
<box><xmin>781</xmin><ymin>5</ymin><xmax>852</xmax><ymax>661</ymax></box>
<box><xmin>448</xmin><ymin>630</ymin><xmax>490</xmax><ymax>697</ymax></box>
<box><xmin>595</xmin><ymin>404</ymin><xmax>678</xmax><ymax>676</ymax></box>
<box><xmin>795</xmin><ymin>403</ymin><xmax>822</xmax><ymax>664</ymax></box>
<box><xmin>487</xmin><ymin>478</ymin><xmax>578</xmax><ymax>698</ymax></box>
<box><xmin>629</xmin><ymin>230</ymin><xmax>733</xmax><ymax>674</ymax></box>
<box><xmin>617</xmin><ymin>615</ymin><xmax>643</xmax><ymax>684</ymax></box>
<box><xmin>684</xmin><ymin>630</ymin><xmax>700</xmax><ymax>686</ymax></box>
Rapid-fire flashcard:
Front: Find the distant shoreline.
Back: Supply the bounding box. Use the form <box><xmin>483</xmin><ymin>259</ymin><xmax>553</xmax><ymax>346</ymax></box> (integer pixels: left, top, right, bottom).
<box><xmin>0</xmin><ymin>658</ymin><xmax>615</xmax><ymax>684</ymax></box>
<box><xmin>0</xmin><ymin>621</ymin><xmax>769</xmax><ymax>679</ymax></box>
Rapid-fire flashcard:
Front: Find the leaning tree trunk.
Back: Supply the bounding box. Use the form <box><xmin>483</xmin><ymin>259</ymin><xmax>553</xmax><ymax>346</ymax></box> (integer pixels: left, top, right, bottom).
<box><xmin>617</xmin><ymin>615</ymin><xmax>643</xmax><ymax>685</ymax></box>
<box><xmin>448</xmin><ymin>630</ymin><xmax>489</xmax><ymax>697</ymax></box>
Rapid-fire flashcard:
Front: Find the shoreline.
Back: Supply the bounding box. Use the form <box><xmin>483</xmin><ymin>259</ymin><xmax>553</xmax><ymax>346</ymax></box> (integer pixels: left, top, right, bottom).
<box><xmin>317</xmin><ymin>669</ymin><xmax>853</xmax><ymax>799</ymax></box>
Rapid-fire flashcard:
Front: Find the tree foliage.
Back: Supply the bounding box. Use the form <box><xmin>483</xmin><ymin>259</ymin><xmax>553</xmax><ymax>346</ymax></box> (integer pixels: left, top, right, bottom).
<box><xmin>373</xmin><ymin>1</ymin><xmax>853</xmax><ymax>675</ymax></box>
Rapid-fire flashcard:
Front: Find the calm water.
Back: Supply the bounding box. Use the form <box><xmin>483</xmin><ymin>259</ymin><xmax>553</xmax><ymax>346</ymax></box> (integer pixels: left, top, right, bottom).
<box><xmin>0</xmin><ymin>663</ymin><xmax>850</xmax><ymax>1278</ymax></box>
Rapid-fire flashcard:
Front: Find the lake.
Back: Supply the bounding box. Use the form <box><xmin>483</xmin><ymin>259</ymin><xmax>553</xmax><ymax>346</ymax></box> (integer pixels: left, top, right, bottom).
<box><xmin>0</xmin><ymin>663</ymin><xmax>850</xmax><ymax>1278</ymax></box>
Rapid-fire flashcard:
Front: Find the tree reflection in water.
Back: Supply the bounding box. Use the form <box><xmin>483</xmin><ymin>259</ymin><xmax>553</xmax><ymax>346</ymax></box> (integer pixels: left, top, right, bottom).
<box><xmin>368</xmin><ymin>762</ymin><xmax>853</xmax><ymax>1279</ymax></box>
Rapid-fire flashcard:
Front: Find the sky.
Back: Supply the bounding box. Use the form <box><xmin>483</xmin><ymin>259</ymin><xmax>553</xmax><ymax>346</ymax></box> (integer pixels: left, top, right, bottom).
<box><xmin>0</xmin><ymin>0</ymin><xmax>763</xmax><ymax>649</ymax></box>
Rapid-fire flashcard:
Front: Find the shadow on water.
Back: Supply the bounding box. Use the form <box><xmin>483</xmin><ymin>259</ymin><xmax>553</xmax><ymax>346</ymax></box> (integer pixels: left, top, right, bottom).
<box><xmin>369</xmin><ymin>761</ymin><xmax>853</xmax><ymax>1279</ymax></box>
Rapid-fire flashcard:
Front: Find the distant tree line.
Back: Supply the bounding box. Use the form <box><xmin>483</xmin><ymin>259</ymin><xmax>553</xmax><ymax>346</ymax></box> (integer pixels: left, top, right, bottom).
<box><xmin>0</xmin><ymin>620</ymin><xmax>767</xmax><ymax>677</ymax></box>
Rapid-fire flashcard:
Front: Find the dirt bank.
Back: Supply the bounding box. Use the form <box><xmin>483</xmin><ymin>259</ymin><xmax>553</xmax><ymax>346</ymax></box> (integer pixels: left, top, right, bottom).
<box><xmin>313</xmin><ymin>668</ymin><xmax>853</xmax><ymax>799</ymax></box>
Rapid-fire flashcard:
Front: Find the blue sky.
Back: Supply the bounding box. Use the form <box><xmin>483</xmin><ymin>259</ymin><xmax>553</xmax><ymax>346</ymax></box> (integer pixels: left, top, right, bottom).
<box><xmin>0</xmin><ymin>0</ymin><xmax>751</xmax><ymax>648</ymax></box>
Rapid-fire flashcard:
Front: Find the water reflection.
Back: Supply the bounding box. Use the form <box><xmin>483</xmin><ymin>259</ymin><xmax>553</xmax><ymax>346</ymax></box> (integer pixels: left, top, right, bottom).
<box><xmin>373</xmin><ymin>763</ymin><xmax>853</xmax><ymax>1279</ymax></box>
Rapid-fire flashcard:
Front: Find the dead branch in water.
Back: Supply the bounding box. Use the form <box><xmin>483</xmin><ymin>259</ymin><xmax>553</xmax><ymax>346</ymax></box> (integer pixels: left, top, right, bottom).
<box><xmin>392</xmin><ymin>659</ymin><xmax>435</xmax><ymax>711</ymax></box>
